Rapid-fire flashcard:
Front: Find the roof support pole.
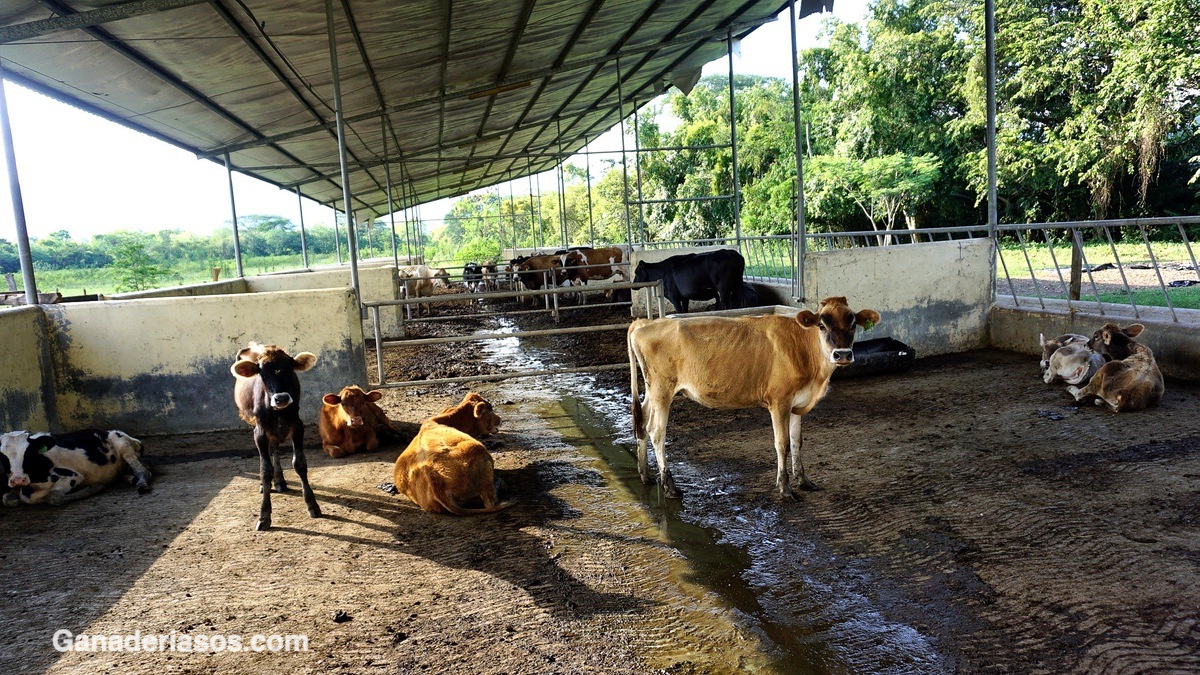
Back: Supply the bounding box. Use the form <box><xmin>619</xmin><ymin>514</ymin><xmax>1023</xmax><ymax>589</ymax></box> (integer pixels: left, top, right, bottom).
<box><xmin>985</xmin><ymin>0</ymin><xmax>999</xmax><ymax>302</ymax></box>
<box><xmin>789</xmin><ymin>0</ymin><xmax>807</xmax><ymax>302</ymax></box>
<box><xmin>326</xmin><ymin>0</ymin><xmax>361</xmax><ymax>302</ymax></box>
<box><xmin>382</xmin><ymin>118</ymin><xmax>399</xmax><ymax>269</ymax></box>
<box><xmin>399</xmin><ymin>168</ymin><xmax>413</xmax><ymax>263</ymax></box>
<box><xmin>557</xmin><ymin>167</ymin><xmax>567</xmax><ymax>248</ymax></box>
<box><xmin>527</xmin><ymin>167</ymin><xmax>538</xmax><ymax>250</ymax></box>
<box><xmin>0</xmin><ymin>66</ymin><xmax>38</xmax><ymax>305</ymax></box>
<box><xmin>616</xmin><ymin>56</ymin><xmax>635</xmax><ymax>248</ymax></box>
<box><xmin>727</xmin><ymin>31</ymin><xmax>742</xmax><ymax>250</ymax></box>
<box><xmin>633</xmin><ymin>101</ymin><xmax>646</xmax><ymax>245</ymax></box>
<box><xmin>508</xmin><ymin>175</ymin><xmax>517</xmax><ymax>255</ymax></box>
<box><xmin>295</xmin><ymin>186</ymin><xmax>309</xmax><ymax>269</ymax></box>
<box><xmin>585</xmin><ymin>141</ymin><xmax>595</xmax><ymax>247</ymax></box>
<box><xmin>333</xmin><ymin>204</ymin><xmax>342</xmax><ymax>263</ymax></box>
<box><xmin>223</xmin><ymin>153</ymin><xmax>244</xmax><ymax>278</ymax></box>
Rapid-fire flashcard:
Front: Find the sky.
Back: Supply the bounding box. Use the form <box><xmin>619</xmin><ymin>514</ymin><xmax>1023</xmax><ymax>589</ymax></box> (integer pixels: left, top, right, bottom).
<box><xmin>0</xmin><ymin>0</ymin><xmax>868</xmax><ymax>242</ymax></box>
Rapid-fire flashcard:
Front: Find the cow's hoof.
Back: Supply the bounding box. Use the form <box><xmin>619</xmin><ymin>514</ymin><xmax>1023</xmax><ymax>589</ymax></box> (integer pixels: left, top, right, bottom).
<box><xmin>2</xmin><ymin>493</ymin><xmax>19</xmax><ymax>507</ymax></box>
<box><xmin>798</xmin><ymin>479</ymin><xmax>822</xmax><ymax>492</ymax></box>
<box><xmin>137</xmin><ymin>483</ymin><xmax>152</xmax><ymax>494</ymax></box>
<box><xmin>255</xmin><ymin>518</ymin><xmax>272</xmax><ymax>531</ymax></box>
<box><xmin>273</xmin><ymin>483</ymin><xmax>290</xmax><ymax>493</ymax></box>
<box><xmin>777</xmin><ymin>489</ymin><xmax>797</xmax><ymax>502</ymax></box>
<box><xmin>307</xmin><ymin>503</ymin><xmax>323</xmax><ymax>518</ymax></box>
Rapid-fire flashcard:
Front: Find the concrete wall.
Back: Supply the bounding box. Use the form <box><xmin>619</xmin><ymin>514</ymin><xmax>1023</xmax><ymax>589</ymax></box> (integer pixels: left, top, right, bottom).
<box><xmin>0</xmin><ymin>306</ymin><xmax>53</xmax><ymax>431</ymax></box>
<box><xmin>248</xmin><ymin>265</ymin><xmax>401</xmax><ymax>337</ymax></box>
<box><xmin>39</xmin><ymin>288</ymin><xmax>366</xmax><ymax>435</ymax></box>
<box><xmin>106</xmin><ymin>264</ymin><xmax>406</xmax><ymax>338</ymax></box>
<box><xmin>802</xmin><ymin>239</ymin><xmax>993</xmax><ymax>357</ymax></box>
<box><xmin>106</xmin><ymin>278</ymin><xmax>248</xmax><ymax>300</ymax></box>
<box><xmin>989</xmin><ymin>298</ymin><xmax>1200</xmax><ymax>381</ymax></box>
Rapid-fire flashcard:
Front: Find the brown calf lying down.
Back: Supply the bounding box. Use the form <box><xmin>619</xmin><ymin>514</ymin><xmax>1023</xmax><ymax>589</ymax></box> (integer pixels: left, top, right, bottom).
<box><xmin>1039</xmin><ymin>332</ymin><xmax>1089</xmax><ymax>372</ymax></box>
<box><xmin>319</xmin><ymin>385</ymin><xmax>407</xmax><ymax>458</ymax></box>
<box><xmin>1043</xmin><ymin>341</ymin><xmax>1106</xmax><ymax>386</ymax></box>
<box><xmin>392</xmin><ymin>393</ymin><xmax>512</xmax><ymax>515</ymax></box>
<box><xmin>1067</xmin><ymin>323</ymin><xmax>1164</xmax><ymax>413</ymax></box>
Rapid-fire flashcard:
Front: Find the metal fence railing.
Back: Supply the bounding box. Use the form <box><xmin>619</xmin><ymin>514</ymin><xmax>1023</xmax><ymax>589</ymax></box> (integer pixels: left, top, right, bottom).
<box><xmin>992</xmin><ymin>216</ymin><xmax>1200</xmax><ymax>322</ymax></box>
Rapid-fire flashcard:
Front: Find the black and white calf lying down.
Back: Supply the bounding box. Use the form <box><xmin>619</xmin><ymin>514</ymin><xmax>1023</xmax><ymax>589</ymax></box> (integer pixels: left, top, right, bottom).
<box><xmin>0</xmin><ymin>429</ymin><xmax>152</xmax><ymax>506</ymax></box>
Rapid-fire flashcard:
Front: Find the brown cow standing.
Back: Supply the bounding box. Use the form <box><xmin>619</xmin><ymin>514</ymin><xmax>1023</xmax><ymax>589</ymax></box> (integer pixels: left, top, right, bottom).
<box><xmin>563</xmin><ymin>246</ymin><xmax>628</xmax><ymax>304</ymax></box>
<box><xmin>318</xmin><ymin>385</ymin><xmax>406</xmax><ymax>458</ymax></box>
<box><xmin>1067</xmin><ymin>323</ymin><xmax>1164</xmax><ymax>412</ymax></box>
<box><xmin>628</xmin><ymin>297</ymin><xmax>880</xmax><ymax>499</ymax></box>
<box><xmin>232</xmin><ymin>342</ymin><xmax>321</xmax><ymax>530</ymax></box>
<box><xmin>392</xmin><ymin>392</ymin><xmax>512</xmax><ymax>515</ymax></box>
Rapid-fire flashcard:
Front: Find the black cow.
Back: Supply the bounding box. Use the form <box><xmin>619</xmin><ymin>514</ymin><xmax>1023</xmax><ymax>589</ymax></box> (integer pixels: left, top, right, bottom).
<box><xmin>232</xmin><ymin>342</ymin><xmax>321</xmax><ymax>531</ymax></box>
<box><xmin>463</xmin><ymin>262</ymin><xmax>484</xmax><ymax>292</ymax></box>
<box><xmin>633</xmin><ymin>249</ymin><xmax>746</xmax><ymax>313</ymax></box>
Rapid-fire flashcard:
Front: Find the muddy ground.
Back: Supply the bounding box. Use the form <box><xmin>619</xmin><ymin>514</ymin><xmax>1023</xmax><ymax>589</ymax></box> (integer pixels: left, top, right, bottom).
<box><xmin>2</xmin><ymin>289</ymin><xmax>1199</xmax><ymax>674</ymax></box>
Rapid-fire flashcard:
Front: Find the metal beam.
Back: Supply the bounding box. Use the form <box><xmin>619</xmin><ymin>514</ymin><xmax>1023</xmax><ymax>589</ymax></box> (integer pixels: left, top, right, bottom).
<box><xmin>0</xmin><ymin>0</ymin><xmax>207</xmax><ymax>45</ymax></box>
<box><xmin>0</xmin><ymin>67</ymin><xmax>38</xmax><ymax>305</ymax></box>
<box><xmin>198</xmin><ymin>16</ymin><xmax>773</xmax><ymax>160</ymax></box>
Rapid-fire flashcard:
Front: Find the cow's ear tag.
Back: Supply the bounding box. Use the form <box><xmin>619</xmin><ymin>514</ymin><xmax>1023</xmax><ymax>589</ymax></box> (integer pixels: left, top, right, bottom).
<box><xmin>863</xmin><ymin>319</ymin><xmax>875</xmax><ymax>331</ymax></box>
<box><xmin>38</xmin><ymin>447</ymin><xmax>49</xmax><ymax>455</ymax></box>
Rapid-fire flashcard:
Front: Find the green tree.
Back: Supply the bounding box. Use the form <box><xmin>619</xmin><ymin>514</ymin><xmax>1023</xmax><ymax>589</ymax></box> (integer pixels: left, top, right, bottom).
<box><xmin>0</xmin><ymin>238</ymin><xmax>19</xmax><ymax>274</ymax></box>
<box><xmin>110</xmin><ymin>240</ymin><xmax>171</xmax><ymax>292</ymax></box>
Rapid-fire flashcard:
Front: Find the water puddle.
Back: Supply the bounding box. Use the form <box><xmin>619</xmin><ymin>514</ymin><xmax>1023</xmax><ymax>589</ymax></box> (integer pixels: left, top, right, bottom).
<box><xmin>479</xmin><ymin>317</ymin><xmax>945</xmax><ymax>673</ymax></box>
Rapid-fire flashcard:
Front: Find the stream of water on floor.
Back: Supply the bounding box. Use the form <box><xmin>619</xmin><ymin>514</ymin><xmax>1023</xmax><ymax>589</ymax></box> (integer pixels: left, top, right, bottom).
<box><xmin>479</xmin><ymin>316</ymin><xmax>945</xmax><ymax>673</ymax></box>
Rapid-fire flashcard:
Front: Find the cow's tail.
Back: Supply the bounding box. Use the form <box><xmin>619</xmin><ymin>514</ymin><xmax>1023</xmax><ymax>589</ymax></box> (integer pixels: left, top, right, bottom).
<box><xmin>628</xmin><ymin>323</ymin><xmax>646</xmax><ymax>442</ymax></box>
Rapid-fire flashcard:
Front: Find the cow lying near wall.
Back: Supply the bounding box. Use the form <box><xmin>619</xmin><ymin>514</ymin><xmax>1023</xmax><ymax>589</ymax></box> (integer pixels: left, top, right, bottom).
<box><xmin>318</xmin><ymin>385</ymin><xmax>407</xmax><ymax>458</ymax></box>
<box><xmin>0</xmin><ymin>429</ymin><xmax>151</xmax><ymax>505</ymax></box>
<box><xmin>1039</xmin><ymin>332</ymin><xmax>1089</xmax><ymax>372</ymax></box>
<box><xmin>1067</xmin><ymin>323</ymin><xmax>1164</xmax><ymax>413</ymax></box>
<box><xmin>232</xmin><ymin>342</ymin><xmax>321</xmax><ymax>530</ymax></box>
<box><xmin>628</xmin><ymin>296</ymin><xmax>880</xmax><ymax>499</ymax></box>
<box><xmin>1042</xmin><ymin>341</ymin><xmax>1107</xmax><ymax>386</ymax></box>
<box><xmin>392</xmin><ymin>392</ymin><xmax>512</xmax><ymax>515</ymax></box>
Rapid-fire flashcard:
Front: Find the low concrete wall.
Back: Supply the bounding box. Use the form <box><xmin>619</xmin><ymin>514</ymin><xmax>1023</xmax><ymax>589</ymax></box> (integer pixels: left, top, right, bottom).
<box><xmin>106</xmin><ymin>264</ymin><xmax>406</xmax><ymax>338</ymax></box>
<box><xmin>248</xmin><ymin>265</ymin><xmax>401</xmax><ymax>337</ymax></box>
<box><xmin>106</xmin><ymin>278</ymin><xmax>248</xmax><ymax>300</ymax></box>
<box><xmin>803</xmin><ymin>239</ymin><xmax>993</xmax><ymax>357</ymax></box>
<box><xmin>40</xmin><ymin>288</ymin><xmax>367</xmax><ymax>435</ymax></box>
<box><xmin>0</xmin><ymin>306</ymin><xmax>53</xmax><ymax>431</ymax></box>
<box><xmin>989</xmin><ymin>298</ymin><xmax>1200</xmax><ymax>381</ymax></box>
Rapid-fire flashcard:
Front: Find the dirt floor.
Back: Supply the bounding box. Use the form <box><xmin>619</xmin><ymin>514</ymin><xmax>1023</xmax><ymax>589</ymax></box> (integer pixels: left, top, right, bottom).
<box><xmin>3</xmin><ymin>288</ymin><xmax>1199</xmax><ymax>674</ymax></box>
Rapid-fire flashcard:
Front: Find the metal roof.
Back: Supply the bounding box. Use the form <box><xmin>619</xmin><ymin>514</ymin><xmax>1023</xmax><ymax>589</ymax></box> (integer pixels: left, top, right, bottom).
<box><xmin>0</xmin><ymin>0</ymin><xmax>827</xmax><ymax>220</ymax></box>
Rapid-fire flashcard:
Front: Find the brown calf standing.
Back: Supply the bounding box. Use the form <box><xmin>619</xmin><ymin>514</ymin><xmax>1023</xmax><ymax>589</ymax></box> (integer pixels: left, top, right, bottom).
<box><xmin>319</xmin><ymin>385</ymin><xmax>406</xmax><ymax>458</ymax></box>
<box><xmin>232</xmin><ymin>342</ymin><xmax>322</xmax><ymax>530</ymax></box>
<box><xmin>392</xmin><ymin>392</ymin><xmax>511</xmax><ymax>515</ymax></box>
<box><xmin>1067</xmin><ymin>323</ymin><xmax>1164</xmax><ymax>413</ymax></box>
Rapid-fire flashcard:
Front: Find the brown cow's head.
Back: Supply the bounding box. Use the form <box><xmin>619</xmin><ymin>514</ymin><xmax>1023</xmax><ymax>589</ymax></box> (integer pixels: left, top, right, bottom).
<box><xmin>1089</xmin><ymin>323</ymin><xmax>1145</xmax><ymax>361</ymax></box>
<box><xmin>323</xmin><ymin>385</ymin><xmax>383</xmax><ymax>428</ymax></box>
<box><xmin>433</xmin><ymin>392</ymin><xmax>501</xmax><ymax>437</ymax></box>
<box><xmin>231</xmin><ymin>342</ymin><xmax>317</xmax><ymax>411</ymax></box>
<box><xmin>797</xmin><ymin>296</ymin><xmax>881</xmax><ymax>366</ymax></box>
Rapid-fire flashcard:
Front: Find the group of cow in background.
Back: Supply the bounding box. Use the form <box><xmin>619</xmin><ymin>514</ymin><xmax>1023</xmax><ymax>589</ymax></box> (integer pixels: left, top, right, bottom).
<box><xmin>1039</xmin><ymin>323</ymin><xmax>1165</xmax><ymax>412</ymax></box>
<box><xmin>397</xmin><ymin>245</ymin><xmax>761</xmax><ymax>316</ymax></box>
